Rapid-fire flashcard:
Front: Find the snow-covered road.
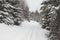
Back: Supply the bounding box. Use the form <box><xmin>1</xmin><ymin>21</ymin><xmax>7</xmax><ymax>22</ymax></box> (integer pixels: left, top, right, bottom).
<box><xmin>0</xmin><ymin>21</ymin><xmax>49</xmax><ymax>40</ymax></box>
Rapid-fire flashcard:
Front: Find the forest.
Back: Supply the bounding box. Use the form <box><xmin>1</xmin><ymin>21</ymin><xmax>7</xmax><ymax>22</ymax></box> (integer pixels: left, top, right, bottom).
<box><xmin>0</xmin><ymin>0</ymin><xmax>60</xmax><ymax>40</ymax></box>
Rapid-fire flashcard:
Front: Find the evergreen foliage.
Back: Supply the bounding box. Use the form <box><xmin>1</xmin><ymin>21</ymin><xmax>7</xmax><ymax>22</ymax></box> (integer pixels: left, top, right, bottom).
<box><xmin>40</xmin><ymin>0</ymin><xmax>60</xmax><ymax>40</ymax></box>
<box><xmin>0</xmin><ymin>0</ymin><xmax>29</xmax><ymax>25</ymax></box>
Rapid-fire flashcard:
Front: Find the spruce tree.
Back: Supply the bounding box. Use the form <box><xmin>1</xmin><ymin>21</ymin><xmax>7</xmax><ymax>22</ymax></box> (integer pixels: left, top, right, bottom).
<box><xmin>40</xmin><ymin>0</ymin><xmax>60</xmax><ymax>40</ymax></box>
<box><xmin>0</xmin><ymin>0</ymin><xmax>29</xmax><ymax>25</ymax></box>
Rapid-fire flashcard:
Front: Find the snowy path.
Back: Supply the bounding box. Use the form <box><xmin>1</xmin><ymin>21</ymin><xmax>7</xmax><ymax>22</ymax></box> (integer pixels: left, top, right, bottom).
<box><xmin>0</xmin><ymin>21</ymin><xmax>49</xmax><ymax>40</ymax></box>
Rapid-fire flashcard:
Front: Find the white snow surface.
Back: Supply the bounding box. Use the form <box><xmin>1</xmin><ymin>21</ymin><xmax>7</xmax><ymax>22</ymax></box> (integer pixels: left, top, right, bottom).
<box><xmin>0</xmin><ymin>21</ymin><xmax>49</xmax><ymax>40</ymax></box>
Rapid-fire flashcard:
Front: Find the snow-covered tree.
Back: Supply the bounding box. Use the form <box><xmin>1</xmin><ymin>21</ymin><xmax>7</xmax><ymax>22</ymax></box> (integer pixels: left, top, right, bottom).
<box><xmin>29</xmin><ymin>10</ymin><xmax>40</xmax><ymax>22</ymax></box>
<box><xmin>40</xmin><ymin>0</ymin><xmax>60</xmax><ymax>40</ymax></box>
<box><xmin>0</xmin><ymin>0</ymin><xmax>29</xmax><ymax>25</ymax></box>
<box><xmin>34</xmin><ymin>10</ymin><xmax>40</xmax><ymax>22</ymax></box>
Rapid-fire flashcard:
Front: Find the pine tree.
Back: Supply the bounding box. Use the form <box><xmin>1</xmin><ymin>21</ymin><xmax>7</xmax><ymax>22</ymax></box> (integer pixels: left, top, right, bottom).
<box><xmin>23</xmin><ymin>6</ymin><xmax>30</xmax><ymax>22</ymax></box>
<box><xmin>34</xmin><ymin>10</ymin><xmax>40</xmax><ymax>22</ymax></box>
<box><xmin>40</xmin><ymin>0</ymin><xmax>60</xmax><ymax>40</ymax></box>
<box><xmin>0</xmin><ymin>0</ymin><xmax>29</xmax><ymax>25</ymax></box>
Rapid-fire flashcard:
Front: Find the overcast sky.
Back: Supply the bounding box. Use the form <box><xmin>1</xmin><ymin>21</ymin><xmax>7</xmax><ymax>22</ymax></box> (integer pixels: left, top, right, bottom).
<box><xmin>26</xmin><ymin>0</ymin><xmax>44</xmax><ymax>12</ymax></box>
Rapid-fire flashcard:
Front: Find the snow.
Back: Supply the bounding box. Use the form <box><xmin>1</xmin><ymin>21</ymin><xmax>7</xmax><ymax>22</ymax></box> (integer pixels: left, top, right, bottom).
<box><xmin>0</xmin><ymin>21</ymin><xmax>49</xmax><ymax>40</ymax></box>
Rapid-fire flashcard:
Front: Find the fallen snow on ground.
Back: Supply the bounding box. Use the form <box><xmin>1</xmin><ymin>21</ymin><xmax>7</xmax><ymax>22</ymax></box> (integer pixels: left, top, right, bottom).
<box><xmin>0</xmin><ymin>21</ymin><xmax>49</xmax><ymax>40</ymax></box>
